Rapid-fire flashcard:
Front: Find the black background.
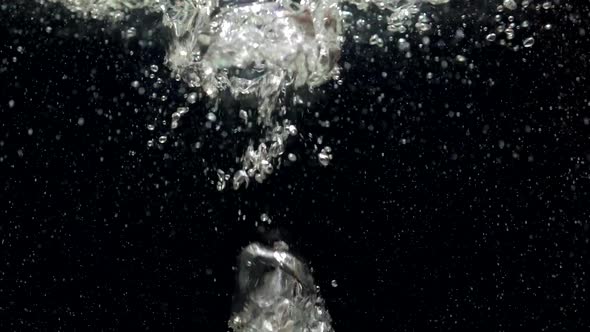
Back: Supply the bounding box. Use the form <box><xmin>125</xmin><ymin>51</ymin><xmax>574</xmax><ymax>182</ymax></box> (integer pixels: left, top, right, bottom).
<box><xmin>1</xmin><ymin>0</ymin><xmax>589</xmax><ymax>331</ymax></box>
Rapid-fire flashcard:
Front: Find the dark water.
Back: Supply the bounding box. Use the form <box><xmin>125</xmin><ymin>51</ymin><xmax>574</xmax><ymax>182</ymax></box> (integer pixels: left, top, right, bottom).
<box><xmin>1</xmin><ymin>0</ymin><xmax>589</xmax><ymax>330</ymax></box>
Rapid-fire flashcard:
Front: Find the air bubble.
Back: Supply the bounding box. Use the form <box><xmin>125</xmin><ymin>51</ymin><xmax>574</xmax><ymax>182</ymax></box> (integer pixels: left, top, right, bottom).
<box><xmin>318</xmin><ymin>147</ymin><xmax>332</xmax><ymax>166</ymax></box>
<box><xmin>369</xmin><ymin>34</ymin><xmax>384</xmax><ymax>47</ymax></box>
<box><xmin>126</xmin><ymin>27</ymin><xmax>137</xmax><ymax>38</ymax></box>
<box><xmin>260</xmin><ymin>213</ymin><xmax>271</xmax><ymax>224</ymax></box>
<box><xmin>502</xmin><ymin>0</ymin><xmax>517</xmax><ymax>11</ymax></box>
<box><xmin>505</xmin><ymin>28</ymin><xmax>515</xmax><ymax>40</ymax></box>
<box><xmin>187</xmin><ymin>92</ymin><xmax>198</xmax><ymax>104</ymax></box>
<box><xmin>206</xmin><ymin>112</ymin><xmax>217</xmax><ymax>122</ymax></box>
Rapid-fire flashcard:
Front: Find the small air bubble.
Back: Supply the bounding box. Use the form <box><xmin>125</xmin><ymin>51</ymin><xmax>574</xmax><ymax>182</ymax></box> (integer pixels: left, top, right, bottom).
<box><xmin>239</xmin><ymin>109</ymin><xmax>248</xmax><ymax>123</ymax></box>
<box><xmin>206</xmin><ymin>112</ymin><xmax>217</xmax><ymax>122</ymax></box>
<box><xmin>150</xmin><ymin>64</ymin><xmax>159</xmax><ymax>73</ymax></box>
<box><xmin>187</xmin><ymin>92</ymin><xmax>198</xmax><ymax>104</ymax></box>
<box><xmin>158</xmin><ymin>135</ymin><xmax>167</xmax><ymax>144</ymax></box>
<box><xmin>126</xmin><ymin>27</ymin><xmax>137</xmax><ymax>38</ymax></box>
<box><xmin>318</xmin><ymin>147</ymin><xmax>332</xmax><ymax>166</ymax></box>
<box><xmin>523</xmin><ymin>37</ymin><xmax>535</xmax><ymax>48</ymax></box>
<box><xmin>260</xmin><ymin>213</ymin><xmax>270</xmax><ymax>224</ymax></box>
<box><xmin>369</xmin><ymin>34</ymin><xmax>384</xmax><ymax>47</ymax></box>
<box><xmin>505</xmin><ymin>28</ymin><xmax>515</xmax><ymax>40</ymax></box>
<box><xmin>287</xmin><ymin>125</ymin><xmax>298</xmax><ymax>136</ymax></box>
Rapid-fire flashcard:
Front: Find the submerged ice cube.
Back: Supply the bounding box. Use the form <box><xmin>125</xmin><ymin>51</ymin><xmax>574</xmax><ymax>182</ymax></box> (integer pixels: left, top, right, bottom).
<box><xmin>230</xmin><ymin>242</ymin><xmax>333</xmax><ymax>332</ymax></box>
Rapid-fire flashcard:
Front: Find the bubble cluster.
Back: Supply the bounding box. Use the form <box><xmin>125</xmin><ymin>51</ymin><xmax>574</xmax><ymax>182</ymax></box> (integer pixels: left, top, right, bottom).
<box><xmin>481</xmin><ymin>0</ymin><xmax>556</xmax><ymax>52</ymax></box>
<box><xmin>51</xmin><ymin>0</ymin><xmax>450</xmax><ymax>190</ymax></box>
<box><xmin>50</xmin><ymin>0</ymin><xmax>158</xmax><ymax>19</ymax></box>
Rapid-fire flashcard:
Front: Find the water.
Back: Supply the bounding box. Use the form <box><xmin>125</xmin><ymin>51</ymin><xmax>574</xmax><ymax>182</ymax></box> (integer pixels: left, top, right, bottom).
<box><xmin>40</xmin><ymin>0</ymin><xmax>559</xmax><ymax>328</ymax></box>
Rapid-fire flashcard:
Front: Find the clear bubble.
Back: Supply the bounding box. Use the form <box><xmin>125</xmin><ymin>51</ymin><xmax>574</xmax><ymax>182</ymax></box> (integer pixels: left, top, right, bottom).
<box><xmin>505</xmin><ymin>28</ymin><xmax>515</xmax><ymax>40</ymax></box>
<box><xmin>206</xmin><ymin>112</ymin><xmax>217</xmax><ymax>122</ymax></box>
<box><xmin>369</xmin><ymin>34</ymin><xmax>384</xmax><ymax>47</ymax></box>
<box><xmin>239</xmin><ymin>110</ymin><xmax>248</xmax><ymax>123</ymax></box>
<box><xmin>287</xmin><ymin>125</ymin><xmax>298</xmax><ymax>136</ymax></box>
<box><xmin>187</xmin><ymin>92</ymin><xmax>198</xmax><ymax>104</ymax></box>
<box><xmin>318</xmin><ymin>147</ymin><xmax>332</xmax><ymax>167</ymax></box>
<box><xmin>502</xmin><ymin>0</ymin><xmax>517</xmax><ymax>11</ymax></box>
<box><xmin>126</xmin><ymin>27</ymin><xmax>137</xmax><ymax>38</ymax></box>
